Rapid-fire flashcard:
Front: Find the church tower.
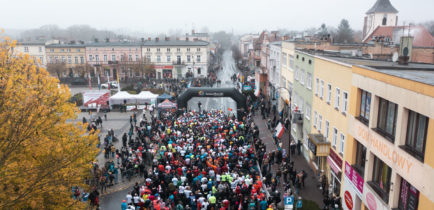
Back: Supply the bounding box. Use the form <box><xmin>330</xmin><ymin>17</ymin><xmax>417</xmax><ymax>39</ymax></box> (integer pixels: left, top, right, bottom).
<box><xmin>362</xmin><ymin>0</ymin><xmax>398</xmax><ymax>41</ymax></box>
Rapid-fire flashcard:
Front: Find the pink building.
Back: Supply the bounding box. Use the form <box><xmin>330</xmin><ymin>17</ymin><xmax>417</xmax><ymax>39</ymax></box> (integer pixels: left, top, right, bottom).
<box><xmin>86</xmin><ymin>41</ymin><xmax>142</xmax><ymax>82</ymax></box>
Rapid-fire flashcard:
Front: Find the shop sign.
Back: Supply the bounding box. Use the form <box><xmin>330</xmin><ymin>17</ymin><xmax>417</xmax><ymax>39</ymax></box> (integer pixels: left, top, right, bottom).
<box><xmin>344</xmin><ymin>161</ymin><xmax>364</xmax><ymax>197</ymax></box>
<box><xmin>154</xmin><ymin>65</ymin><xmax>173</xmax><ymax>69</ymax></box>
<box><xmin>329</xmin><ymin>148</ymin><xmax>343</xmax><ymax>168</ymax></box>
<box><xmin>363</xmin><ymin>184</ymin><xmax>389</xmax><ymax>210</ymax></box>
<box><xmin>344</xmin><ymin>191</ymin><xmax>353</xmax><ymax>210</ymax></box>
<box><xmin>308</xmin><ymin>138</ymin><xmax>317</xmax><ymax>155</ymax></box>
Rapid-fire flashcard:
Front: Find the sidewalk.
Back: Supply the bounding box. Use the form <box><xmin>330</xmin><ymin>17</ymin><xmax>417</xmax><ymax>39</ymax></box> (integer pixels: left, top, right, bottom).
<box><xmin>253</xmin><ymin>112</ymin><xmax>324</xmax><ymax>207</ymax></box>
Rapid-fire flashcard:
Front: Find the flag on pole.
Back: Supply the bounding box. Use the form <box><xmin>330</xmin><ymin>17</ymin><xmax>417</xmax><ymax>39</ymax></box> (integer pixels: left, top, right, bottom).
<box><xmin>116</xmin><ymin>70</ymin><xmax>120</xmax><ymax>92</ymax></box>
<box><xmin>97</xmin><ymin>74</ymin><xmax>101</xmax><ymax>90</ymax></box>
<box><xmin>274</xmin><ymin>122</ymin><xmax>285</xmax><ymax>138</ymax></box>
<box><xmin>107</xmin><ymin>72</ymin><xmax>110</xmax><ymax>91</ymax></box>
<box><xmin>88</xmin><ymin>73</ymin><xmax>92</xmax><ymax>90</ymax></box>
<box><xmin>227</xmin><ymin>108</ymin><xmax>233</xmax><ymax>112</ymax></box>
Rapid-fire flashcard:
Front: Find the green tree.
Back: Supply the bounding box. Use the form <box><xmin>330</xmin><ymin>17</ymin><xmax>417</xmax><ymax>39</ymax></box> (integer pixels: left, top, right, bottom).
<box><xmin>335</xmin><ymin>19</ymin><xmax>354</xmax><ymax>43</ymax></box>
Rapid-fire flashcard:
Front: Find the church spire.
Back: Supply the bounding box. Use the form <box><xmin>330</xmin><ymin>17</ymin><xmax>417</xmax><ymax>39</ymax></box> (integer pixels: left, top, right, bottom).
<box><xmin>366</xmin><ymin>0</ymin><xmax>398</xmax><ymax>14</ymax></box>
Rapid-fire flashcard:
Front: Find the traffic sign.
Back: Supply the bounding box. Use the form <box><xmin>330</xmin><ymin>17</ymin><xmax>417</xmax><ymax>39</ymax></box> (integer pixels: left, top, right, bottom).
<box><xmin>285</xmin><ymin>196</ymin><xmax>294</xmax><ymax>205</ymax></box>
<box><xmin>297</xmin><ymin>200</ymin><xmax>302</xmax><ymax>208</ymax></box>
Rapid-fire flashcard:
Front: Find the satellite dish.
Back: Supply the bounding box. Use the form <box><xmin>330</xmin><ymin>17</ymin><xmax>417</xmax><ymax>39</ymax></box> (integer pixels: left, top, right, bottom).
<box><xmin>403</xmin><ymin>47</ymin><xmax>409</xmax><ymax>56</ymax></box>
<box><xmin>392</xmin><ymin>52</ymin><xmax>399</xmax><ymax>62</ymax></box>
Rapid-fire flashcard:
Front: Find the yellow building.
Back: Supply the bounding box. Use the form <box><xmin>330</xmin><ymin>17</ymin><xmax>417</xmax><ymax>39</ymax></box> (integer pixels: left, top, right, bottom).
<box><xmin>46</xmin><ymin>42</ymin><xmax>87</xmax><ymax>78</ymax></box>
<box><xmin>344</xmin><ymin>60</ymin><xmax>434</xmax><ymax>210</ymax></box>
<box><xmin>279</xmin><ymin>41</ymin><xmax>295</xmax><ymax>115</ymax></box>
<box><xmin>311</xmin><ymin>55</ymin><xmax>353</xmax><ymax>198</ymax></box>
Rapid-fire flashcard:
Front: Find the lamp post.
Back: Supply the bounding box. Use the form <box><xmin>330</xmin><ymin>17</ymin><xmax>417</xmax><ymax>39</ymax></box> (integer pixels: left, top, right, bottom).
<box><xmin>275</xmin><ymin>86</ymin><xmax>292</xmax><ymax>161</ymax></box>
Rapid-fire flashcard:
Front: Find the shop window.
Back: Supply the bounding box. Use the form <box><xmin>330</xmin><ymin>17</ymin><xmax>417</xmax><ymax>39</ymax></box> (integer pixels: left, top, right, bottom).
<box><xmin>401</xmin><ymin>110</ymin><xmax>428</xmax><ymax>162</ymax></box>
<box><xmin>359</xmin><ymin>89</ymin><xmax>371</xmax><ymax>124</ymax></box>
<box><xmin>376</xmin><ymin>97</ymin><xmax>397</xmax><ymax>142</ymax></box>
<box><xmin>398</xmin><ymin>178</ymin><xmax>419</xmax><ymax>210</ymax></box>
<box><xmin>353</xmin><ymin>140</ymin><xmax>366</xmax><ymax>178</ymax></box>
<box><xmin>369</xmin><ymin>156</ymin><xmax>392</xmax><ymax>203</ymax></box>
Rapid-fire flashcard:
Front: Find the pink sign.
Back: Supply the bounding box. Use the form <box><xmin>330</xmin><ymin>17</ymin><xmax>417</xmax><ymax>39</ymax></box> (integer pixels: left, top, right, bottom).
<box><xmin>344</xmin><ymin>161</ymin><xmax>364</xmax><ymax>196</ymax></box>
<box><xmin>366</xmin><ymin>192</ymin><xmax>377</xmax><ymax>210</ymax></box>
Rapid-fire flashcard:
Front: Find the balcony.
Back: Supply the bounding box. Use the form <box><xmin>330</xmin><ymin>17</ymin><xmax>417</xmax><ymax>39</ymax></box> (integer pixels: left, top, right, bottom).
<box><xmin>173</xmin><ymin>61</ymin><xmax>186</xmax><ymax>66</ymax></box>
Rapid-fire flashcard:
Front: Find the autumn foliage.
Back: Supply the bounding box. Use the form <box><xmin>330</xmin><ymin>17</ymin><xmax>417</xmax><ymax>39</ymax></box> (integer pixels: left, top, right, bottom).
<box><xmin>0</xmin><ymin>35</ymin><xmax>99</xmax><ymax>208</ymax></box>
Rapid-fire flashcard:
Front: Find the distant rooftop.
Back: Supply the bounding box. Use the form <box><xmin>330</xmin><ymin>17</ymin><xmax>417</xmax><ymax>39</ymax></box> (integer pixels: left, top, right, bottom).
<box><xmin>46</xmin><ymin>43</ymin><xmax>86</xmax><ymax>48</ymax></box>
<box><xmin>366</xmin><ymin>0</ymin><xmax>398</xmax><ymax>14</ymax></box>
<box><xmin>17</xmin><ymin>41</ymin><xmax>46</xmax><ymax>45</ymax></box>
<box><xmin>319</xmin><ymin>55</ymin><xmax>434</xmax><ymax>86</ymax></box>
<box><xmin>84</xmin><ymin>40</ymin><xmax>209</xmax><ymax>47</ymax></box>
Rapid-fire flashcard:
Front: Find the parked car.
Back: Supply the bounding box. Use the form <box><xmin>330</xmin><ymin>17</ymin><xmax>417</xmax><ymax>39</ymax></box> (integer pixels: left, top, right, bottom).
<box><xmin>101</xmin><ymin>81</ymin><xmax>118</xmax><ymax>89</ymax></box>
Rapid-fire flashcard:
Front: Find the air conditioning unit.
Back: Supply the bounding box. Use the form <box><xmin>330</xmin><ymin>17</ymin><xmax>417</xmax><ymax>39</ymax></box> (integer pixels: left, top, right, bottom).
<box><xmin>292</xmin><ymin>110</ymin><xmax>303</xmax><ymax>124</ymax></box>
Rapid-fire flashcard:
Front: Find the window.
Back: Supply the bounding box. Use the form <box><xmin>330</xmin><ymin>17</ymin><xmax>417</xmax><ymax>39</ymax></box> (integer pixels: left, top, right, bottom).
<box><xmin>197</xmin><ymin>48</ymin><xmax>200</xmax><ymax>52</ymax></box>
<box><xmin>306</xmin><ymin>73</ymin><xmax>312</xmax><ymax>89</ymax></box>
<box><xmin>398</xmin><ymin>179</ymin><xmax>420</xmax><ymax>210</ymax></box>
<box><xmin>89</xmin><ymin>55</ymin><xmax>93</xmax><ymax>61</ymax></box>
<box><xmin>136</xmin><ymin>55</ymin><xmax>139</xmax><ymax>61</ymax></box>
<box><xmin>187</xmin><ymin>55</ymin><xmax>191</xmax><ymax>62</ymax></box>
<box><xmin>55</xmin><ymin>56</ymin><xmax>58</xmax><ymax>64</ymax></box>
<box><xmin>282</xmin><ymin>53</ymin><xmax>287</xmax><ymax>67</ymax></box>
<box><xmin>359</xmin><ymin>90</ymin><xmax>371</xmax><ymax>124</ymax></box>
<box><xmin>167</xmin><ymin>48</ymin><xmax>170</xmax><ymax>52</ymax></box>
<box><xmin>198</xmin><ymin>68</ymin><xmax>201</xmax><ymax>74</ymax></box>
<box><xmin>313</xmin><ymin>111</ymin><xmax>317</xmax><ymax>128</ymax></box>
<box><xmin>300</xmin><ymin>70</ymin><xmax>305</xmax><ymax>85</ymax></box>
<box><xmin>147</xmin><ymin>48</ymin><xmax>150</xmax><ymax>52</ymax></box>
<box><xmin>103</xmin><ymin>55</ymin><xmax>107</xmax><ymax>61</ymax></box>
<box><xmin>120</xmin><ymin>55</ymin><xmax>124</xmax><ymax>61</ymax></box>
<box><xmin>325</xmin><ymin>121</ymin><xmax>329</xmax><ymax>141</ymax></box>
<box><xmin>305</xmin><ymin>104</ymin><xmax>311</xmax><ymax>120</ymax></box>
<box><xmin>187</xmin><ymin>48</ymin><xmax>190</xmax><ymax>52</ymax></box>
<box><xmin>176</xmin><ymin>55</ymin><xmax>181</xmax><ymax>64</ymax></box>
<box><xmin>371</xmin><ymin>156</ymin><xmax>392</xmax><ymax>203</ymax></box>
<box><xmin>129</xmin><ymin>54</ymin><xmax>132</xmax><ymax>61</ymax></box>
<box><xmin>60</xmin><ymin>49</ymin><xmax>64</xmax><ymax>52</ymax></box>
<box><xmin>67</xmin><ymin>48</ymin><xmax>71</xmax><ymax>52</ymax></box>
<box><xmin>77</xmin><ymin>49</ymin><xmax>80</xmax><ymax>52</ymax></box>
<box><xmin>50</xmin><ymin>49</ymin><xmax>54</xmax><ymax>52</ymax></box>
<box><xmin>289</xmin><ymin>55</ymin><xmax>294</xmax><ymax>71</ymax></box>
<box><xmin>342</xmin><ymin>92</ymin><xmax>348</xmax><ymax>114</ymax></box>
<box><xmin>320</xmin><ymin>80</ymin><xmax>324</xmax><ymax>99</ymax></box>
<box><xmin>40</xmin><ymin>57</ymin><xmax>44</xmax><ymax>64</ymax></box>
<box><xmin>332</xmin><ymin>127</ymin><xmax>338</xmax><ymax>147</ymax></box>
<box><xmin>404</xmin><ymin>111</ymin><xmax>428</xmax><ymax>161</ymax></box>
<box><xmin>157</xmin><ymin>48</ymin><xmax>160</xmax><ymax>52</ymax></box>
<box><xmin>38</xmin><ymin>47</ymin><xmax>42</xmax><ymax>52</ymax></box>
<box><xmin>335</xmin><ymin>88</ymin><xmax>341</xmax><ymax>110</ymax></box>
<box><xmin>377</xmin><ymin>98</ymin><xmax>398</xmax><ymax>140</ymax></box>
<box><xmin>68</xmin><ymin>56</ymin><xmax>72</xmax><ymax>64</ymax></box>
<box><xmin>111</xmin><ymin>55</ymin><xmax>116</xmax><ymax>61</ymax></box>
<box><xmin>177</xmin><ymin>48</ymin><xmax>180</xmax><ymax>52</ymax></box>
<box><xmin>315</xmin><ymin>78</ymin><xmax>319</xmax><ymax>95</ymax></box>
<box><xmin>294</xmin><ymin>67</ymin><xmax>299</xmax><ymax>81</ymax></box>
<box><xmin>167</xmin><ymin>55</ymin><xmax>171</xmax><ymax>62</ymax></box>
<box><xmin>146</xmin><ymin>55</ymin><xmax>151</xmax><ymax>62</ymax></box>
<box><xmin>80</xmin><ymin>57</ymin><xmax>84</xmax><ymax>64</ymax></box>
<box><xmin>61</xmin><ymin>56</ymin><xmax>65</xmax><ymax>63</ymax></box>
<box><xmin>354</xmin><ymin>140</ymin><xmax>366</xmax><ymax>177</ymax></box>
<box><xmin>318</xmin><ymin>115</ymin><xmax>322</xmax><ymax>133</ymax></box>
<box><xmin>327</xmin><ymin>84</ymin><xmax>332</xmax><ymax>103</ymax></box>
<box><xmin>197</xmin><ymin>55</ymin><xmax>201</xmax><ymax>62</ymax></box>
<box><xmin>339</xmin><ymin>133</ymin><xmax>345</xmax><ymax>154</ymax></box>
<box><xmin>74</xmin><ymin>56</ymin><xmax>78</xmax><ymax>64</ymax></box>
<box><xmin>95</xmin><ymin>55</ymin><xmax>99</xmax><ymax>62</ymax></box>
<box><xmin>157</xmin><ymin>55</ymin><xmax>161</xmax><ymax>62</ymax></box>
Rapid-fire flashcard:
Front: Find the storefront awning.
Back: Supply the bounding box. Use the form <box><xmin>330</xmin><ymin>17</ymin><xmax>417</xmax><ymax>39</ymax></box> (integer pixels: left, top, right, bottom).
<box><xmin>308</xmin><ymin>134</ymin><xmax>331</xmax><ymax>156</ymax></box>
<box><xmin>327</xmin><ymin>156</ymin><xmax>341</xmax><ymax>175</ymax></box>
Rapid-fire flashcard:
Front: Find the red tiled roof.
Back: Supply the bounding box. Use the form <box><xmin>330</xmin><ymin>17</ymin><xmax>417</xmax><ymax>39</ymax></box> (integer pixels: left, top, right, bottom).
<box><xmin>364</xmin><ymin>26</ymin><xmax>434</xmax><ymax>47</ymax></box>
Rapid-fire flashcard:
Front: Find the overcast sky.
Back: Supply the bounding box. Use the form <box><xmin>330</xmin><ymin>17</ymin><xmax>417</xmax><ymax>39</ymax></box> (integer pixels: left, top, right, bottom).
<box><xmin>1</xmin><ymin>0</ymin><xmax>433</xmax><ymax>34</ymax></box>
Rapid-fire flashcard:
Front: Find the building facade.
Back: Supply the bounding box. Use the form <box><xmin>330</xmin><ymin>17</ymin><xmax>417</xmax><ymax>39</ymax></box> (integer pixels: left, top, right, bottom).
<box><xmin>268</xmin><ymin>42</ymin><xmax>282</xmax><ymax>108</ymax></box>
<box><xmin>13</xmin><ymin>42</ymin><xmax>47</xmax><ymax>68</ymax></box>
<box><xmin>291</xmin><ymin>50</ymin><xmax>315</xmax><ymax>162</ymax></box>
<box><xmin>279</xmin><ymin>41</ymin><xmax>295</xmax><ymax>115</ymax></box>
<box><xmin>345</xmin><ymin>63</ymin><xmax>434</xmax><ymax>210</ymax></box>
<box><xmin>46</xmin><ymin>43</ymin><xmax>87</xmax><ymax>78</ymax></box>
<box><xmin>142</xmin><ymin>39</ymin><xmax>209</xmax><ymax>79</ymax></box>
<box><xmin>362</xmin><ymin>0</ymin><xmax>399</xmax><ymax>41</ymax></box>
<box><xmin>85</xmin><ymin>42</ymin><xmax>142</xmax><ymax>81</ymax></box>
<box><xmin>311</xmin><ymin>55</ymin><xmax>353</xmax><ymax>198</ymax></box>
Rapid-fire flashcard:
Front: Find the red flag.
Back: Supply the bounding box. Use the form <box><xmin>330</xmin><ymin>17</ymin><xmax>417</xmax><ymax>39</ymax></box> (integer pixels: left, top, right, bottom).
<box><xmin>227</xmin><ymin>108</ymin><xmax>233</xmax><ymax>111</ymax></box>
<box><xmin>275</xmin><ymin>123</ymin><xmax>285</xmax><ymax>138</ymax></box>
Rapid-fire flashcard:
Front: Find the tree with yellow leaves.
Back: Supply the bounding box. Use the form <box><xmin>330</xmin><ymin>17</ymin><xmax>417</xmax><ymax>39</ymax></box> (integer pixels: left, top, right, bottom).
<box><xmin>0</xmin><ymin>34</ymin><xmax>99</xmax><ymax>209</ymax></box>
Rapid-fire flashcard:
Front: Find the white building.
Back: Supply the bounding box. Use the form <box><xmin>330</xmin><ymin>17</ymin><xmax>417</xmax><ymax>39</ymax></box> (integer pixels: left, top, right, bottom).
<box><xmin>268</xmin><ymin>41</ymin><xmax>282</xmax><ymax>104</ymax></box>
<box><xmin>180</xmin><ymin>30</ymin><xmax>210</xmax><ymax>42</ymax></box>
<box><xmin>13</xmin><ymin>42</ymin><xmax>47</xmax><ymax>68</ymax></box>
<box><xmin>362</xmin><ymin>0</ymin><xmax>398</xmax><ymax>42</ymax></box>
<box><xmin>239</xmin><ymin>34</ymin><xmax>259</xmax><ymax>61</ymax></box>
<box><xmin>142</xmin><ymin>38</ymin><xmax>209</xmax><ymax>79</ymax></box>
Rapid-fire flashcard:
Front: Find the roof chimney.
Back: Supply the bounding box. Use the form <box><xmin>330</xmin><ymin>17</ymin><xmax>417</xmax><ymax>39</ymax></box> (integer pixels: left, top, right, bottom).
<box><xmin>192</xmin><ymin>29</ymin><xmax>195</xmax><ymax>34</ymax></box>
<box><xmin>141</xmin><ymin>38</ymin><xmax>145</xmax><ymax>42</ymax></box>
<box><xmin>398</xmin><ymin>36</ymin><xmax>414</xmax><ymax>65</ymax></box>
<box><xmin>186</xmin><ymin>37</ymin><xmax>189</xmax><ymax>41</ymax></box>
<box><xmin>105</xmin><ymin>38</ymin><xmax>109</xmax><ymax>42</ymax></box>
<box><xmin>156</xmin><ymin>37</ymin><xmax>159</xmax><ymax>42</ymax></box>
<box><xmin>148</xmin><ymin>37</ymin><xmax>151</xmax><ymax>41</ymax></box>
<box><xmin>165</xmin><ymin>37</ymin><xmax>170</xmax><ymax>41</ymax></box>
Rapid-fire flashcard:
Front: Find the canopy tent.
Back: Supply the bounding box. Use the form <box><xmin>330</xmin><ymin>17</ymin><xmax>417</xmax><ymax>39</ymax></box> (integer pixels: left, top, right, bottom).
<box><xmin>109</xmin><ymin>91</ymin><xmax>158</xmax><ymax>106</ymax></box>
<box><xmin>136</xmin><ymin>91</ymin><xmax>158</xmax><ymax>104</ymax></box>
<box><xmin>157</xmin><ymin>93</ymin><xmax>173</xmax><ymax>103</ymax></box>
<box><xmin>109</xmin><ymin>91</ymin><xmax>136</xmax><ymax>105</ymax></box>
<box><xmin>157</xmin><ymin>99</ymin><xmax>177</xmax><ymax>109</ymax></box>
